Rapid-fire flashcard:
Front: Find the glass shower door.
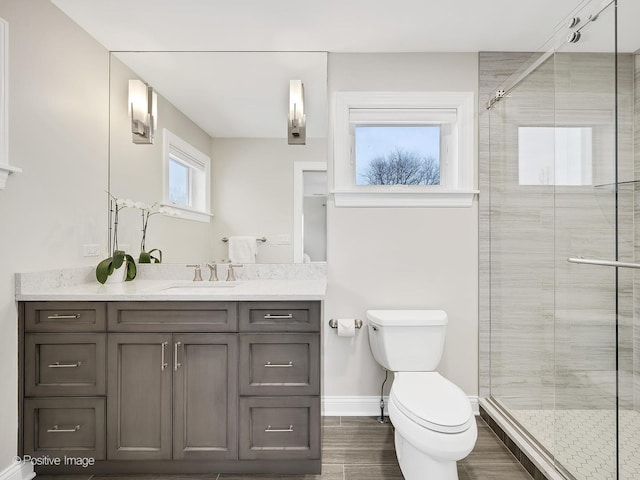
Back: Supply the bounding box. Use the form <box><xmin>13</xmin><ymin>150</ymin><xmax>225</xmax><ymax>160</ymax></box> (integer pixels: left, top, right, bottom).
<box><xmin>553</xmin><ymin>1</ymin><xmax>620</xmax><ymax>478</ymax></box>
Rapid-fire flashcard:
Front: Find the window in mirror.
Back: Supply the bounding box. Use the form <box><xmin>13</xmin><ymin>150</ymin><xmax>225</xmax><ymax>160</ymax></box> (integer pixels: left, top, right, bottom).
<box><xmin>162</xmin><ymin>128</ymin><xmax>212</xmax><ymax>222</ymax></box>
<box><xmin>354</xmin><ymin>125</ymin><xmax>441</xmax><ymax>186</ymax></box>
<box><xmin>168</xmin><ymin>158</ymin><xmax>190</xmax><ymax>206</ymax></box>
<box><xmin>518</xmin><ymin>126</ymin><xmax>593</xmax><ymax>186</ymax></box>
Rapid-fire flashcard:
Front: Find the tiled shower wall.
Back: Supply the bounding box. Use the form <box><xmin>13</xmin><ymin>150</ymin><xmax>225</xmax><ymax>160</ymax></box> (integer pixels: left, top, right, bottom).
<box><xmin>635</xmin><ymin>54</ymin><xmax>640</xmax><ymax>412</ymax></box>
<box><xmin>479</xmin><ymin>51</ymin><xmax>637</xmax><ymax>411</ymax></box>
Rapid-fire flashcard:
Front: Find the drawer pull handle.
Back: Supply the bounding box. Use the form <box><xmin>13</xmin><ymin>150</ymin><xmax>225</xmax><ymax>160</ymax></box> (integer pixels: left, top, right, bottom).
<box><xmin>47</xmin><ymin>424</ymin><xmax>80</xmax><ymax>433</ymax></box>
<box><xmin>264</xmin><ymin>361</ymin><xmax>294</xmax><ymax>368</ymax></box>
<box><xmin>265</xmin><ymin>425</ymin><xmax>294</xmax><ymax>433</ymax></box>
<box><xmin>48</xmin><ymin>361</ymin><xmax>82</xmax><ymax>368</ymax></box>
<box><xmin>174</xmin><ymin>341</ymin><xmax>182</xmax><ymax>371</ymax></box>
<box><xmin>264</xmin><ymin>314</ymin><xmax>294</xmax><ymax>319</ymax></box>
<box><xmin>161</xmin><ymin>342</ymin><xmax>168</xmax><ymax>371</ymax></box>
<box><xmin>46</xmin><ymin>314</ymin><xmax>81</xmax><ymax>320</ymax></box>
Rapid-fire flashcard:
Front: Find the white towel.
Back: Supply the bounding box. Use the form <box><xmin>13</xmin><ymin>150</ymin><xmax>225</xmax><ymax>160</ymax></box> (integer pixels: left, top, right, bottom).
<box><xmin>228</xmin><ymin>236</ymin><xmax>257</xmax><ymax>263</ymax></box>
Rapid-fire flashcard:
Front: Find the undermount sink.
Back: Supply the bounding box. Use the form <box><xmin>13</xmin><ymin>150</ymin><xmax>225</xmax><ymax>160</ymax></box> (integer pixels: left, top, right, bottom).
<box><xmin>161</xmin><ymin>281</ymin><xmax>242</xmax><ymax>292</ymax></box>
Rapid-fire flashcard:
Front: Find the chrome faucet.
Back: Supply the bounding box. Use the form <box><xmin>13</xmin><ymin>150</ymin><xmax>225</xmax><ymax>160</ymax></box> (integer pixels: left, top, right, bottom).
<box><xmin>186</xmin><ymin>264</ymin><xmax>203</xmax><ymax>281</ymax></box>
<box><xmin>206</xmin><ymin>262</ymin><xmax>218</xmax><ymax>281</ymax></box>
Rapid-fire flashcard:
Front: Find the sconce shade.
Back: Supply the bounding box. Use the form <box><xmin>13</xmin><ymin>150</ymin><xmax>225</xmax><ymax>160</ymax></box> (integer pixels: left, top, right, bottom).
<box><xmin>128</xmin><ymin>79</ymin><xmax>157</xmax><ymax>144</ymax></box>
<box><xmin>288</xmin><ymin>79</ymin><xmax>306</xmax><ymax>145</ymax></box>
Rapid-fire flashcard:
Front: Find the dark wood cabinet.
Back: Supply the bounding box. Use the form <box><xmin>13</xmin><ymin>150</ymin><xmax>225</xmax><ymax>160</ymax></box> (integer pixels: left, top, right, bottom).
<box><xmin>20</xmin><ymin>299</ymin><xmax>320</xmax><ymax>475</ymax></box>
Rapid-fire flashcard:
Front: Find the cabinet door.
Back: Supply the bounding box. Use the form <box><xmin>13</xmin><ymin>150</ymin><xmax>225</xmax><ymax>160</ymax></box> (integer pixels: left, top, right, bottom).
<box><xmin>107</xmin><ymin>333</ymin><xmax>172</xmax><ymax>460</ymax></box>
<box><xmin>172</xmin><ymin>333</ymin><xmax>238</xmax><ymax>460</ymax></box>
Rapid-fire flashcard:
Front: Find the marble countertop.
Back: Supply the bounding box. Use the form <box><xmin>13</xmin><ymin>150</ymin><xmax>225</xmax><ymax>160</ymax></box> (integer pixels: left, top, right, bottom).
<box><xmin>15</xmin><ymin>265</ymin><xmax>327</xmax><ymax>301</ymax></box>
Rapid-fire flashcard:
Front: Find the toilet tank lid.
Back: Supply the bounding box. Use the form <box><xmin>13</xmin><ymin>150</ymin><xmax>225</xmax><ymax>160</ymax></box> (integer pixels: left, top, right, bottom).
<box><xmin>366</xmin><ymin>310</ymin><xmax>448</xmax><ymax>327</ymax></box>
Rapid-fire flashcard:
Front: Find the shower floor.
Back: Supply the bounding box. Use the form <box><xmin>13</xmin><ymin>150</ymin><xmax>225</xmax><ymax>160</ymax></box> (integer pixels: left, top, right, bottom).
<box><xmin>509</xmin><ymin>408</ymin><xmax>640</xmax><ymax>480</ymax></box>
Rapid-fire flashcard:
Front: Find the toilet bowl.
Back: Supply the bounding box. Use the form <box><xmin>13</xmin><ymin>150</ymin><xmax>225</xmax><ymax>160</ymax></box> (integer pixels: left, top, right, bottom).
<box><xmin>389</xmin><ymin>372</ymin><xmax>477</xmax><ymax>479</ymax></box>
<box><xmin>366</xmin><ymin>310</ymin><xmax>477</xmax><ymax>480</ymax></box>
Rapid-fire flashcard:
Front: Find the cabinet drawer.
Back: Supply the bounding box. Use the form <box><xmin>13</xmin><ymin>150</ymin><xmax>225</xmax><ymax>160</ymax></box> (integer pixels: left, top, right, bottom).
<box><xmin>239</xmin><ymin>397</ymin><xmax>320</xmax><ymax>460</ymax></box>
<box><xmin>239</xmin><ymin>302</ymin><xmax>320</xmax><ymax>332</ymax></box>
<box><xmin>23</xmin><ymin>397</ymin><xmax>106</xmax><ymax>460</ymax></box>
<box><xmin>25</xmin><ymin>333</ymin><xmax>106</xmax><ymax>396</ymax></box>
<box><xmin>108</xmin><ymin>302</ymin><xmax>238</xmax><ymax>332</ymax></box>
<box><xmin>25</xmin><ymin>302</ymin><xmax>106</xmax><ymax>332</ymax></box>
<box><xmin>239</xmin><ymin>334</ymin><xmax>319</xmax><ymax>396</ymax></box>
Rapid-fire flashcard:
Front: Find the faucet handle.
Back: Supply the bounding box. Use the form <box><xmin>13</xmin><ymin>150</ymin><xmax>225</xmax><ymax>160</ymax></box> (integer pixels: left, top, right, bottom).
<box><xmin>226</xmin><ymin>263</ymin><xmax>243</xmax><ymax>282</ymax></box>
<box><xmin>206</xmin><ymin>263</ymin><xmax>218</xmax><ymax>282</ymax></box>
<box><xmin>186</xmin><ymin>264</ymin><xmax>203</xmax><ymax>282</ymax></box>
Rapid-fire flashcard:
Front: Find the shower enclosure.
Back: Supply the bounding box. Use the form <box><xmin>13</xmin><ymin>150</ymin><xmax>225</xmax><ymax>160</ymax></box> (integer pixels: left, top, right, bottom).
<box><xmin>482</xmin><ymin>0</ymin><xmax>640</xmax><ymax>479</ymax></box>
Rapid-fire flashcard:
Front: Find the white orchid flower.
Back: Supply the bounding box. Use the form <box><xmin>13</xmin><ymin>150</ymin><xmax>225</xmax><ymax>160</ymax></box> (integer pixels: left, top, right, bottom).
<box><xmin>134</xmin><ymin>201</ymin><xmax>150</xmax><ymax>210</ymax></box>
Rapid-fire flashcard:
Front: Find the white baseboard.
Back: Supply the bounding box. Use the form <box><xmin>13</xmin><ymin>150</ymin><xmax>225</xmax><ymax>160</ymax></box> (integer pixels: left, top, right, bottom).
<box><xmin>0</xmin><ymin>462</ymin><xmax>35</xmax><ymax>480</ymax></box>
<box><xmin>322</xmin><ymin>395</ymin><xmax>389</xmax><ymax>416</ymax></box>
<box><xmin>322</xmin><ymin>395</ymin><xmax>481</xmax><ymax>417</ymax></box>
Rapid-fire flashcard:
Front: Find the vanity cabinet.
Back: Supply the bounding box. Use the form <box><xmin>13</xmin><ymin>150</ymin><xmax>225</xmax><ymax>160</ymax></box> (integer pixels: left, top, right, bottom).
<box><xmin>107</xmin><ymin>302</ymin><xmax>238</xmax><ymax>461</ymax></box>
<box><xmin>19</xmin><ymin>299</ymin><xmax>321</xmax><ymax>475</ymax></box>
<box><xmin>21</xmin><ymin>302</ymin><xmax>108</xmax><ymax>460</ymax></box>
<box><xmin>238</xmin><ymin>301</ymin><xmax>321</xmax><ymax>461</ymax></box>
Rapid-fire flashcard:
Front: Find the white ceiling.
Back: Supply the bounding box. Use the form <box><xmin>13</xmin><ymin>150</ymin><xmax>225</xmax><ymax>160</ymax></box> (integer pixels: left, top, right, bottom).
<box><xmin>50</xmin><ymin>0</ymin><xmax>640</xmax><ymax>53</ymax></box>
<box><xmin>50</xmin><ymin>0</ymin><xmax>640</xmax><ymax>138</ymax></box>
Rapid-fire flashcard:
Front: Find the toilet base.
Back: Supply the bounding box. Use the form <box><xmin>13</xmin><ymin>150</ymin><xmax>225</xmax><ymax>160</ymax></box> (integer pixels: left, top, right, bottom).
<box><xmin>395</xmin><ymin>429</ymin><xmax>459</xmax><ymax>480</ymax></box>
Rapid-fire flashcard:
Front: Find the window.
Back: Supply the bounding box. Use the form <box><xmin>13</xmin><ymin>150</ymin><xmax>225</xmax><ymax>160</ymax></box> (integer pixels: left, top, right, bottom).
<box><xmin>355</xmin><ymin>125</ymin><xmax>441</xmax><ymax>186</ymax></box>
<box><xmin>333</xmin><ymin>92</ymin><xmax>476</xmax><ymax>207</ymax></box>
<box><xmin>518</xmin><ymin>127</ymin><xmax>593</xmax><ymax>186</ymax></box>
<box><xmin>162</xmin><ymin>128</ymin><xmax>212</xmax><ymax>222</ymax></box>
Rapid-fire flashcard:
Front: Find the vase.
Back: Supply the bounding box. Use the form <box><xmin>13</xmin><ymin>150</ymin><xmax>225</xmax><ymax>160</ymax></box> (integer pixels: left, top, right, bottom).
<box><xmin>105</xmin><ymin>261</ymin><xmax>127</xmax><ymax>284</ymax></box>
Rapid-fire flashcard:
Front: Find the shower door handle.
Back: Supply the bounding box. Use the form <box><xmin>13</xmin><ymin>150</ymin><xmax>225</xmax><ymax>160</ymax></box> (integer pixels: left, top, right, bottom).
<box><xmin>567</xmin><ymin>257</ymin><xmax>640</xmax><ymax>269</ymax></box>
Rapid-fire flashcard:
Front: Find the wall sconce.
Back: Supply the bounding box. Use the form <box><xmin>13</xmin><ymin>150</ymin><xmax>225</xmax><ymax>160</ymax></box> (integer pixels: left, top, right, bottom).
<box><xmin>128</xmin><ymin>79</ymin><xmax>157</xmax><ymax>144</ymax></box>
<box><xmin>288</xmin><ymin>79</ymin><xmax>306</xmax><ymax>145</ymax></box>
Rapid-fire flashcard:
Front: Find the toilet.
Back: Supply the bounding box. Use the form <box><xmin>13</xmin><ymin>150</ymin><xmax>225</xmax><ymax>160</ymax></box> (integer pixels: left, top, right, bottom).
<box><xmin>366</xmin><ymin>309</ymin><xmax>477</xmax><ymax>480</ymax></box>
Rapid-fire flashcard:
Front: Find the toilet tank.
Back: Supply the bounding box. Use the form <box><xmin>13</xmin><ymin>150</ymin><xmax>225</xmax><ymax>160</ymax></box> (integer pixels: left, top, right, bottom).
<box><xmin>366</xmin><ymin>310</ymin><xmax>447</xmax><ymax>371</ymax></box>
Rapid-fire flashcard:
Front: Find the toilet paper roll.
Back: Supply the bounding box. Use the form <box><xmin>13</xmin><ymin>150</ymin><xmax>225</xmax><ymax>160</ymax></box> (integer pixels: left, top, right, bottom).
<box><xmin>337</xmin><ymin>318</ymin><xmax>356</xmax><ymax>337</ymax></box>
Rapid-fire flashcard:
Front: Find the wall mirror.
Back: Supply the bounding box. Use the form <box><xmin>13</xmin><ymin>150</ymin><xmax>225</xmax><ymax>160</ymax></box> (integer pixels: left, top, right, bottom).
<box><xmin>109</xmin><ymin>51</ymin><xmax>328</xmax><ymax>264</ymax></box>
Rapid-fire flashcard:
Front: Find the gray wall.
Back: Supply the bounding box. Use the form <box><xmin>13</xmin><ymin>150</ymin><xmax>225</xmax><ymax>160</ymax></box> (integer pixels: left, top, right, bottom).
<box><xmin>324</xmin><ymin>53</ymin><xmax>479</xmax><ymax>398</ymax></box>
<box><xmin>0</xmin><ymin>0</ymin><xmax>109</xmax><ymax>470</ymax></box>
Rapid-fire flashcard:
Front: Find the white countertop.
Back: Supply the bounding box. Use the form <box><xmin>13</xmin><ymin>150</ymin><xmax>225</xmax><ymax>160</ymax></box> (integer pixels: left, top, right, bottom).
<box><xmin>15</xmin><ymin>265</ymin><xmax>327</xmax><ymax>301</ymax></box>
<box><xmin>16</xmin><ymin>279</ymin><xmax>326</xmax><ymax>301</ymax></box>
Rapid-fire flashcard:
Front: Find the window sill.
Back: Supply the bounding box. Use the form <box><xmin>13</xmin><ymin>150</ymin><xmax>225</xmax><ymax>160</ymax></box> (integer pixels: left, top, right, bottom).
<box><xmin>332</xmin><ymin>189</ymin><xmax>478</xmax><ymax>207</ymax></box>
<box><xmin>160</xmin><ymin>202</ymin><xmax>213</xmax><ymax>223</ymax></box>
<box><xmin>0</xmin><ymin>163</ymin><xmax>21</xmax><ymax>189</ymax></box>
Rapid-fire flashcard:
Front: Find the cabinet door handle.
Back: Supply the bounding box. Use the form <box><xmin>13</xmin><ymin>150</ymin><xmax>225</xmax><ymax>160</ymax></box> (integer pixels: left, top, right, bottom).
<box><xmin>46</xmin><ymin>314</ymin><xmax>81</xmax><ymax>319</ymax></box>
<box><xmin>161</xmin><ymin>342</ymin><xmax>168</xmax><ymax>371</ymax></box>
<box><xmin>48</xmin><ymin>361</ymin><xmax>82</xmax><ymax>368</ymax></box>
<box><xmin>265</xmin><ymin>425</ymin><xmax>294</xmax><ymax>433</ymax></box>
<box><xmin>263</xmin><ymin>314</ymin><xmax>294</xmax><ymax>319</ymax></box>
<box><xmin>174</xmin><ymin>341</ymin><xmax>182</xmax><ymax>371</ymax></box>
<box><xmin>47</xmin><ymin>424</ymin><xmax>80</xmax><ymax>433</ymax></box>
<box><xmin>264</xmin><ymin>361</ymin><xmax>294</xmax><ymax>368</ymax></box>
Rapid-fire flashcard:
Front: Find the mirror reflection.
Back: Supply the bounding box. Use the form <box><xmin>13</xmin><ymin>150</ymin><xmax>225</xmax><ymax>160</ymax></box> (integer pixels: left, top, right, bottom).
<box><xmin>109</xmin><ymin>51</ymin><xmax>328</xmax><ymax>264</ymax></box>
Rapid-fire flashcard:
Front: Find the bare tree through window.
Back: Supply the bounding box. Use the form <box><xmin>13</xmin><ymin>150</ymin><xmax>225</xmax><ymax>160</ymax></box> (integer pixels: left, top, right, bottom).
<box><xmin>360</xmin><ymin>147</ymin><xmax>440</xmax><ymax>185</ymax></box>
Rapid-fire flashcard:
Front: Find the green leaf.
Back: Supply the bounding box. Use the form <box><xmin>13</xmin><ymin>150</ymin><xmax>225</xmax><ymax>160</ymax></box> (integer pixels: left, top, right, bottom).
<box><xmin>124</xmin><ymin>254</ymin><xmax>137</xmax><ymax>281</ymax></box>
<box><xmin>112</xmin><ymin>250</ymin><xmax>126</xmax><ymax>269</ymax></box>
<box><xmin>139</xmin><ymin>251</ymin><xmax>151</xmax><ymax>263</ymax></box>
<box><xmin>96</xmin><ymin>257</ymin><xmax>114</xmax><ymax>284</ymax></box>
<box><xmin>148</xmin><ymin>248</ymin><xmax>162</xmax><ymax>264</ymax></box>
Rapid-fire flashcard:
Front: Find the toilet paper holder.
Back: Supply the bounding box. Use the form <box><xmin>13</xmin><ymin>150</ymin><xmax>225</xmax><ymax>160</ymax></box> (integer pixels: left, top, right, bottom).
<box><xmin>328</xmin><ymin>318</ymin><xmax>363</xmax><ymax>329</ymax></box>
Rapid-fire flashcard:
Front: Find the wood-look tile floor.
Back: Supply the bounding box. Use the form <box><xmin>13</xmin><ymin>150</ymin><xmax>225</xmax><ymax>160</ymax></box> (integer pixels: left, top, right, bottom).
<box><xmin>36</xmin><ymin>416</ymin><xmax>533</xmax><ymax>480</ymax></box>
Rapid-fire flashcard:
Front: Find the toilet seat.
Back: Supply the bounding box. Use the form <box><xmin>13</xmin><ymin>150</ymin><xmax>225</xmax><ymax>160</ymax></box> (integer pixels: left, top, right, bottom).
<box><xmin>390</xmin><ymin>372</ymin><xmax>474</xmax><ymax>434</ymax></box>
